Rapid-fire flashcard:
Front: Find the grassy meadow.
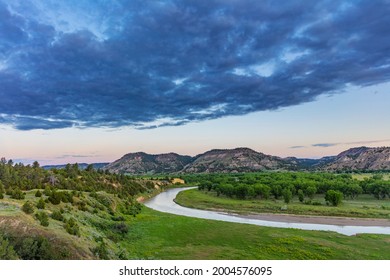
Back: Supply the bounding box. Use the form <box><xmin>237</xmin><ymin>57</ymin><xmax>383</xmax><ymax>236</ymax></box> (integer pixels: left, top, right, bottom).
<box><xmin>120</xmin><ymin>206</ymin><xmax>390</xmax><ymax>260</ymax></box>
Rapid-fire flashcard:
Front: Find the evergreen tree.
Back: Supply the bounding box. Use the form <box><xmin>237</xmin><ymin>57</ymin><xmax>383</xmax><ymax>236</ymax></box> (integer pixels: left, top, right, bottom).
<box><xmin>36</xmin><ymin>198</ymin><xmax>45</xmax><ymax>209</ymax></box>
<box><xmin>0</xmin><ymin>235</ymin><xmax>19</xmax><ymax>260</ymax></box>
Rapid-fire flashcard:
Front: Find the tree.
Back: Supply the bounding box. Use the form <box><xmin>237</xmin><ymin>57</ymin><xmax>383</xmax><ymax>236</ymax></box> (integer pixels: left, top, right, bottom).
<box><xmin>35</xmin><ymin>211</ymin><xmax>49</xmax><ymax>227</ymax></box>
<box><xmin>35</xmin><ymin>190</ymin><xmax>42</xmax><ymax>197</ymax></box>
<box><xmin>0</xmin><ymin>235</ymin><xmax>19</xmax><ymax>259</ymax></box>
<box><xmin>297</xmin><ymin>189</ymin><xmax>304</xmax><ymax>203</ymax></box>
<box><xmin>282</xmin><ymin>188</ymin><xmax>292</xmax><ymax>204</ymax></box>
<box><xmin>325</xmin><ymin>190</ymin><xmax>343</xmax><ymax>206</ymax></box>
<box><xmin>11</xmin><ymin>188</ymin><xmax>25</xmax><ymax>200</ymax></box>
<box><xmin>305</xmin><ymin>186</ymin><xmax>317</xmax><ymax>199</ymax></box>
<box><xmin>36</xmin><ymin>198</ymin><xmax>45</xmax><ymax>209</ymax></box>
<box><xmin>22</xmin><ymin>201</ymin><xmax>34</xmax><ymax>214</ymax></box>
<box><xmin>64</xmin><ymin>218</ymin><xmax>80</xmax><ymax>236</ymax></box>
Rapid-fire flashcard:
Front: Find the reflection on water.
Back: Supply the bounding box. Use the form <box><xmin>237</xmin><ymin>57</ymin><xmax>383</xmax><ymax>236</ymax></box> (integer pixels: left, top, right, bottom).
<box><xmin>144</xmin><ymin>187</ymin><xmax>390</xmax><ymax>236</ymax></box>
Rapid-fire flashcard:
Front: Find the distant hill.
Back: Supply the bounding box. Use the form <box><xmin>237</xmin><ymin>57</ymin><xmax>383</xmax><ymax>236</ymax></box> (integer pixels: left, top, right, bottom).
<box><xmin>323</xmin><ymin>146</ymin><xmax>390</xmax><ymax>171</ymax></box>
<box><xmin>182</xmin><ymin>147</ymin><xmax>290</xmax><ymax>173</ymax></box>
<box><xmin>285</xmin><ymin>156</ymin><xmax>337</xmax><ymax>170</ymax></box>
<box><xmin>42</xmin><ymin>162</ymin><xmax>109</xmax><ymax>170</ymax></box>
<box><xmin>104</xmin><ymin>148</ymin><xmax>295</xmax><ymax>174</ymax></box>
<box><xmin>104</xmin><ymin>152</ymin><xmax>193</xmax><ymax>174</ymax></box>
<box><xmin>103</xmin><ymin>146</ymin><xmax>390</xmax><ymax>174</ymax></box>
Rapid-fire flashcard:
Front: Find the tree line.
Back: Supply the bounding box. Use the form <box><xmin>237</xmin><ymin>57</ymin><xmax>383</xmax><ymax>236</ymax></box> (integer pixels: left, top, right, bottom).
<box><xmin>183</xmin><ymin>172</ymin><xmax>390</xmax><ymax>206</ymax></box>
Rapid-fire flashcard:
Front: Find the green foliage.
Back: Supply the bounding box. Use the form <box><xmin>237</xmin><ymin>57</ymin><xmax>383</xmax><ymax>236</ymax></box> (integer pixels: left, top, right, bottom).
<box><xmin>50</xmin><ymin>210</ymin><xmax>64</xmax><ymax>221</ymax></box>
<box><xmin>35</xmin><ymin>211</ymin><xmax>49</xmax><ymax>227</ymax></box>
<box><xmin>36</xmin><ymin>198</ymin><xmax>45</xmax><ymax>209</ymax></box>
<box><xmin>35</xmin><ymin>190</ymin><xmax>42</xmax><ymax>197</ymax></box>
<box><xmin>297</xmin><ymin>189</ymin><xmax>304</xmax><ymax>203</ymax></box>
<box><xmin>43</xmin><ymin>186</ymin><xmax>52</xmax><ymax>196</ymax></box>
<box><xmin>325</xmin><ymin>190</ymin><xmax>343</xmax><ymax>206</ymax></box>
<box><xmin>112</xmin><ymin>222</ymin><xmax>129</xmax><ymax>235</ymax></box>
<box><xmin>22</xmin><ymin>201</ymin><xmax>35</xmax><ymax>214</ymax></box>
<box><xmin>13</xmin><ymin>236</ymin><xmax>52</xmax><ymax>260</ymax></box>
<box><xmin>283</xmin><ymin>188</ymin><xmax>293</xmax><ymax>204</ymax></box>
<box><xmin>0</xmin><ymin>181</ymin><xmax>4</xmax><ymax>199</ymax></box>
<box><xmin>64</xmin><ymin>218</ymin><xmax>80</xmax><ymax>236</ymax></box>
<box><xmin>0</xmin><ymin>235</ymin><xmax>19</xmax><ymax>259</ymax></box>
<box><xmin>11</xmin><ymin>188</ymin><xmax>25</xmax><ymax>200</ymax></box>
<box><xmin>92</xmin><ymin>238</ymin><xmax>109</xmax><ymax>259</ymax></box>
<box><xmin>305</xmin><ymin>186</ymin><xmax>317</xmax><ymax>199</ymax></box>
<box><xmin>48</xmin><ymin>190</ymin><xmax>62</xmax><ymax>205</ymax></box>
<box><xmin>121</xmin><ymin>200</ymin><xmax>142</xmax><ymax>217</ymax></box>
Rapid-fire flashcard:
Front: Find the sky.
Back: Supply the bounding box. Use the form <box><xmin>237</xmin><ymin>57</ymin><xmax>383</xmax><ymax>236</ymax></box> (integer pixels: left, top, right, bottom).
<box><xmin>0</xmin><ymin>0</ymin><xmax>390</xmax><ymax>165</ymax></box>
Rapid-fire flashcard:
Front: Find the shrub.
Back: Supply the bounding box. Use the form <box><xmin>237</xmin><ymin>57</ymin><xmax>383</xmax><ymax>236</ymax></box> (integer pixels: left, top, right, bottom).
<box><xmin>22</xmin><ymin>201</ymin><xmax>34</xmax><ymax>214</ymax></box>
<box><xmin>35</xmin><ymin>190</ymin><xmax>42</xmax><ymax>197</ymax></box>
<box><xmin>92</xmin><ymin>239</ymin><xmax>109</xmax><ymax>260</ymax></box>
<box><xmin>325</xmin><ymin>190</ymin><xmax>343</xmax><ymax>206</ymax></box>
<box><xmin>35</xmin><ymin>211</ymin><xmax>49</xmax><ymax>227</ymax></box>
<box><xmin>112</xmin><ymin>222</ymin><xmax>128</xmax><ymax>235</ymax></box>
<box><xmin>36</xmin><ymin>198</ymin><xmax>45</xmax><ymax>209</ymax></box>
<box><xmin>0</xmin><ymin>235</ymin><xmax>19</xmax><ymax>259</ymax></box>
<box><xmin>48</xmin><ymin>191</ymin><xmax>62</xmax><ymax>205</ymax></box>
<box><xmin>11</xmin><ymin>189</ymin><xmax>25</xmax><ymax>200</ymax></box>
<box><xmin>64</xmin><ymin>218</ymin><xmax>80</xmax><ymax>236</ymax></box>
<box><xmin>43</xmin><ymin>186</ymin><xmax>52</xmax><ymax>196</ymax></box>
<box><xmin>50</xmin><ymin>210</ymin><xmax>64</xmax><ymax>221</ymax></box>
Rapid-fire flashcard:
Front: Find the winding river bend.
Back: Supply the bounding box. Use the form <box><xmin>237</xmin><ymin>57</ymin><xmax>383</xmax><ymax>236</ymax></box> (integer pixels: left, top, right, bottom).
<box><xmin>144</xmin><ymin>187</ymin><xmax>390</xmax><ymax>236</ymax></box>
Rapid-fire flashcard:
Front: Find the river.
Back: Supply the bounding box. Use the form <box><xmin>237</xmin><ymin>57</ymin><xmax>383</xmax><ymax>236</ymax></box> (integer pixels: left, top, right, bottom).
<box><xmin>144</xmin><ymin>187</ymin><xmax>390</xmax><ymax>236</ymax></box>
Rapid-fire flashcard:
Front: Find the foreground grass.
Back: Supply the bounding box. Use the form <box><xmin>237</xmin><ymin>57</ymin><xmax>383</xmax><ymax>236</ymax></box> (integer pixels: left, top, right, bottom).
<box><xmin>175</xmin><ymin>189</ymin><xmax>390</xmax><ymax>219</ymax></box>
<box><xmin>121</xmin><ymin>207</ymin><xmax>390</xmax><ymax>259</ymax></box>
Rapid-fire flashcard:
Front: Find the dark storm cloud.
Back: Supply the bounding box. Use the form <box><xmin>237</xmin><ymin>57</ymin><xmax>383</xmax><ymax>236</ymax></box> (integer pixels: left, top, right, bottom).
<box><xmin>0</xmin><ymin>0</ymin><xmax>390</xmax><ymax>130</ymax></box>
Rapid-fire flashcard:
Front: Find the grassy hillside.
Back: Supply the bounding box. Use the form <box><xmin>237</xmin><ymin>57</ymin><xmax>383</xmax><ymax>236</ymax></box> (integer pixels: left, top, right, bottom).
<box><xmin>0</xmin><ymin>160</ymin><xmax>155</xmax><ymax>259</ymax></box>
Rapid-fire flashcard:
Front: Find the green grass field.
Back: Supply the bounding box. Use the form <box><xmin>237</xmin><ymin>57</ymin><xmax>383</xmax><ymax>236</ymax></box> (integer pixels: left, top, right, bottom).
<box><xmin>175</xmin><ymin>189</ymin><xmax>390</xmax><ymax>219</ymax></box>
<box><xmin>120</xmin><ymin>206</ymin><xmax>390</xmax><ymax>259</ymax></box>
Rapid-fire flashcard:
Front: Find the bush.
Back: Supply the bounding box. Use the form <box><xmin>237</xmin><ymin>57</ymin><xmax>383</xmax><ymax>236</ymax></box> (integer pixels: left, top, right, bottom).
<box><xmin>22</xmin><ymin>201</ymin><xmax>34</xmax><ymax>214</ymax></box>
<box><xmin>92</xmin><ymin>239</ymin><xmax>109</xmax><ymax>260</ymax></box>
<box><xmin>325</xmin><ymin>190</ymin><xmax>343</xmax><ymax>206</ymax></box>
<box><xmin>35</xmin><ymin>211</ymin><xmax>49</xmax><ymax>227</ymax></box>
<box><xmin>0</xmin><ymin>235</ymin><xmax>19</xmax><ymax>259</ymax></box>
<box><xmin>36</xmin><ymin>198</ymin><xmax>45</xmax><ymax>209</ymax></box>
<box><xmin>43</xmin><ymin>186</ymin><xmax>52</xmax><ymax>196</ymax></box>
<box><xmin>35</xmin><ymin>190</ymin><xmax>42</xmax><ymax>197</ymax></box>
<box><xmin>112</xmin><ymin>222</ymin><xmax>128</xmax><ymax>235</ymax></box>
<box><xmin>50</xmin><ymin>210</ymin><xmax>64</xmax><ymax>221</ymax></box>
<box><xmin>64</xmin><ymin>218</ymin><xmax>80</xmax><ymax>236</ymax></box>
<box><xmin>48</xmin><ymin>191</ymin><xmax>62</xmax><ymax>205</ymax></box>
<box><xmin>11</xmin><ymin>189</ymin><xmax>25</xmax><ymax>200</ymax></box>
